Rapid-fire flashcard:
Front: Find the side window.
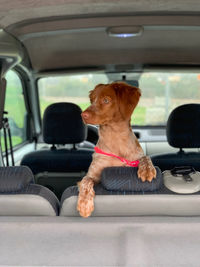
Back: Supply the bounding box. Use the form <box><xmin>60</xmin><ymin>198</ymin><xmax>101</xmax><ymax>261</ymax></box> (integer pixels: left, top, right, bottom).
<box><xmin>1</xmin><ymin>70</ymin><xmax>27</xmax><ymax>150</ymax></box>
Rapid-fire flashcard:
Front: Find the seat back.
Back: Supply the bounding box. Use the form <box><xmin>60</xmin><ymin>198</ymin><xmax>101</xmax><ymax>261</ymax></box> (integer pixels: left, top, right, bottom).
<box><xmin>21</xmin><ymin>102</ymin><xmax>93</xmax><ymax>199</ymax></box>
<box><xmin>0</xmin><ymin>166</ymin><xmax>59</xmax><ymax>216</ymax></box>
<box><xmin>60</xmin><ymin>166</ymin><xmax>200</xmax><ymax>217</ymax></box>
<box><xmin>151</xmin><ymin>104</ymin><xmax>200</xmax><ymax>171</ymax></box>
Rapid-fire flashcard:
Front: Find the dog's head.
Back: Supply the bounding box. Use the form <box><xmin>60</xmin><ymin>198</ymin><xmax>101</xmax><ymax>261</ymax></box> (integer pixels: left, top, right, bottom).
<box><xmin>81</xmin><ymin>82</ymin><xmax>141</xmax><ymax>125</ymax></box>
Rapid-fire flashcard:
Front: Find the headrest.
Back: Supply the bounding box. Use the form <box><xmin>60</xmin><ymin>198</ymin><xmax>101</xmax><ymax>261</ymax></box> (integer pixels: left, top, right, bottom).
<box><xmin>101</xmin><ymin>166</ymin><xmax>162</xmax><ymax>192</ymax></box>
<box><xmin>0</xmin><ymin>166</ymin><xmax>34</xmax><ymax>193</ymax></box>
<box><xmin>167</xmin><ymin>104</ymin><xmax>200</xmax><ymax>148</ymax></box>
<box><xmin>43</xmin><ymin>102</ymin><xmax>87</xmax><ymax>144</ymax></box>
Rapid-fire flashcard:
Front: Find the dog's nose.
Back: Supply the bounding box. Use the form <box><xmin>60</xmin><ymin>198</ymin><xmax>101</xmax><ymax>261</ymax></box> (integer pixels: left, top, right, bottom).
<box><xmin>81</xmin><ymin>111</ymin><xmax>89</xmax><ymax>120</ymax></box>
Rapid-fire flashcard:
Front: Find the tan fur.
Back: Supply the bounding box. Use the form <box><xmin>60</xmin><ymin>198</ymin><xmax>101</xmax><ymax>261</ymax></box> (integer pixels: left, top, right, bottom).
<box><xmin>77</xmin><ymin>82</ymin><xmax>156</xmax><ymax>217</ymax></box>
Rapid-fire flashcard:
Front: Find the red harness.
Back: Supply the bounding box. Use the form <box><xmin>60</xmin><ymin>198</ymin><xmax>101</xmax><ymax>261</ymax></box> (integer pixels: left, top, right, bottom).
<box><xmin>94</xmin><ymin>146</ymin><xmax>139</xmax><ymax>167</ymax></box>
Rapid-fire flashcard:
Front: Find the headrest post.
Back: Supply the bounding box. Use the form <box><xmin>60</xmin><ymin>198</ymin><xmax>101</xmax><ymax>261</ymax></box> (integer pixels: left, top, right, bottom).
<box><xmin>73</xmin><ymin>144</ymin><xmax>76</xmax><ymax>150</ymax></box>
<box><xmin>51</xmin><ymin>144</ymin><xmax>56</xmax><ymax>150</ymax></box>
<box><xmin>178</xmin><ymin>148</ymin><xmax>184</xmax><ymax>154</ymax></box>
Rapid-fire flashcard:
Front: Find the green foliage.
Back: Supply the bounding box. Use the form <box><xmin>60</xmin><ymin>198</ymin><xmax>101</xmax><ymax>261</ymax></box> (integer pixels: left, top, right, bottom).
<box><xmin>40</xmin><ymin>99</ymin><xmax>52</xmax><ymax>117</ymax></box>
<box><xmin>140</xmin><ymin>72</ymin><xmax>200</xmax><ymax>99</ymax></box>
<box><xmin>4</xmin><ymin>71</ymin><xmax>198</xmax><ymax>153</ymax></box>
<box><xmin>40</xmin><ymin>99</ymin><xmax>146</xmax><ymax>126</ymax></box>
<box><xmin>131</xmin><ymin>106</ymin><xmax>146</xmax><ymax>125</ymax></box>
<box><xmin>38</xmin><ymin>74</ymin><xmax>108</xmax><ymax>98</ymax></box>
<box><xmin>78</xmin><ymin>103</ymin><xmax>90</xmax><ymax>112</ymax></box>
<box><xmin>1</xmin><ymin>136</ymin><xmax>23</xmax><ymax>152</ymax></box>
<box><xmin>0</xmin><ymin>70</ymin><xmax>26</xmax><ymax>151</ymax></box>
<box><xmin>5</xmin><ymin>71</ymin><xmax>26</xmax><ymax>128</ymax></box>
<box><xmin>169</xmin><ymin>74</ymin><xmax>200</xmax><ymax>99</ymax></box>
<box><xmin>140</xmin><ymin>73</ymin><xmax>165</xmax><ymax>97</ymax></box>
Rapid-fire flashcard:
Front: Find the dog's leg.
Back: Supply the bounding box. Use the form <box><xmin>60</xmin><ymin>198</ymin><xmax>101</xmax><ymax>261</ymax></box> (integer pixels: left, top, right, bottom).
<box><xmin>137</xmin><ymin>156</ymin><xmax>156</xmax><ymax>182</ymax></box>
<box><xmin>77</xmin><ymin>176</ymin><xmax>95</xmax><ymax>218</ymax></box>
<box><xmin>77</xmin><ymin>156</ymin><xmax>109</xmax><ymax>217</ymax></box>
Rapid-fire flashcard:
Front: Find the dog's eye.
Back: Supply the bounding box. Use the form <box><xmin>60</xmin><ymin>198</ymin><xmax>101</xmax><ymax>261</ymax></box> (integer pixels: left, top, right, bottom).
<box><xmin>103</xmin><ymin>98</ymin><xmax>109</xmax><ymax>104</ymax></box>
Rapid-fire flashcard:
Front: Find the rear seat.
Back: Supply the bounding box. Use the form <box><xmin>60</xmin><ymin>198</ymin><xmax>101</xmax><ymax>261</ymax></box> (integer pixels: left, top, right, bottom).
<box><xmin>2</xmin><ymin>165</ymin><xmax>200</xmax><ymax>217</ymax></box>
<box><xmin>60</xmin><ymin>166</ymin><xmax>200</xmax><ymax>217</ymax></box>
<box><xmin>0</xmin><ymin>166</ymin><xmax>59</xmax><ymax>216</ymax></box>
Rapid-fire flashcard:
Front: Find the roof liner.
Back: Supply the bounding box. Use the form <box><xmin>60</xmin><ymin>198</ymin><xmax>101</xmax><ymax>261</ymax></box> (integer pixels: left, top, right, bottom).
<box><xmin>1</xmin><ymin>0</ymin><xmax>200</xmax><ymax>28</ymax></box>
<box><xmin>1</xmin><ymin>1</ymin><xmax>200</xmax><ymax>72</ymax></box>
<box><xmin>21</xmin><ymin>24</ymin><xmax>200</xmax><ymax>72</ymax></box>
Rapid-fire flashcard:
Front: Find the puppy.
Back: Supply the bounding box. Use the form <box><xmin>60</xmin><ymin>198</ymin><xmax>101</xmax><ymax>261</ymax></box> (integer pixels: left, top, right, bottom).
<box><xmin>77</xmin><ymin>82</ymin><xmax>156</xmax><ymax>217</ymax></box>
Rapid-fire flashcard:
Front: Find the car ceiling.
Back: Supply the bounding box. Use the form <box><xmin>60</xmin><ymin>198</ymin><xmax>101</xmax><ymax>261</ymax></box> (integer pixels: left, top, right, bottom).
<box><xmin>1</xmin><ymin>0</ymin><xmax>200</xmax><ymax>73</ymax></box>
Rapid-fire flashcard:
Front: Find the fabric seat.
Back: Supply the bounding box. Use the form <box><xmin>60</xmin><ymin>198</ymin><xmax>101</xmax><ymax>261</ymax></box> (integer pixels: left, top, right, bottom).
<box><xmin>60</xmin><ymin>166</ymin><xmax>200</xmax><ymax>217</ymax></box>
<box><xmin>151</xmin><ymin>104</ymin><xmax>200</xmax><ymax>171</ymax></box>
<box><xmin>0</xmin><ymin>166</ymin><xmax>59</xmax><ymax>216</ymax></box>
<box><xmin>21</xmin><ymin>102</ymin><xmax>93</xmax><ymax>199</ymax></box>
<box><xmin>60</xmin><ymin>184</ymin><xmax>200</xmax><ymax>217</ymax></box>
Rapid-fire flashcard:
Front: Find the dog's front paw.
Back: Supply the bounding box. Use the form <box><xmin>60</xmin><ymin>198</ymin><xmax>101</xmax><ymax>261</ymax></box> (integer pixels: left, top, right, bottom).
<box><xmin>77</xmin><ymin>177</ymin><xmax>95</xmax><ymax>218</ymax></box>
<box><xmin>77</xmin><ymin>194</ymin><xmax>94</xmax><ymax>218</ymax></box>
<box><xmin>137</xmin><ymin>157</ymin><xmax>157</xmax><ymax>182</ymax></box>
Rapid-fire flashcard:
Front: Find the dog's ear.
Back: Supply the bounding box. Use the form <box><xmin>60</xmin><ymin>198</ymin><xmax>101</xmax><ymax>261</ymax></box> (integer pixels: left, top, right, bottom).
<box><xmin>113</xmin><ymin>82</ymin><xmax>141</xmax><ymax>119</ymax></box>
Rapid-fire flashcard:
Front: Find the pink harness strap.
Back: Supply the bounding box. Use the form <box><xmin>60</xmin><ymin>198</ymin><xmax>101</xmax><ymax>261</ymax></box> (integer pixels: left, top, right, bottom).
<box><xmin>94</xmin><ymin>146</ymin><xmax>139</xmax><ymax>167</ymax></box>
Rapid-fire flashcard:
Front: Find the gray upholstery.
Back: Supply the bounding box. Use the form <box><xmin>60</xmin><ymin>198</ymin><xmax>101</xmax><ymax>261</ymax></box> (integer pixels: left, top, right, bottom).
<box><xmin>101</xmin><ymin>166</ymin><xmax>162</xmax><ymax>192</ymax></box>
<box><xmin>60</xmin><ymin>193</ymin><xmax>200</xmax><ymax>217</ymax></box>
<box><xmin>1</xmin><ymin>216</ymin><xmax>200</xmax><ymax>266</ymax></box>
<box><xmin>60</xmin><ymin>181</ymin><xmax>200</xmax><ymax>216</ymax></box>
<box><xmin>0</xmin><ymin>166</ymin><xmax>59</xmax><ymax>216</ymax></box>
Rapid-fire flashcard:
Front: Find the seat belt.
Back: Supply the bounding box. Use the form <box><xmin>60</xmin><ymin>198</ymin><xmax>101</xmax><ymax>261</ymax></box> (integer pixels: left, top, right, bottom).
<box><xmin>0</xmin><ymin>78</ymin><xmax>6</xmax><ymax>166</ymax></box>
<box><xmin>0</xmin><ymin>78</ymin><xmax>14</xmax><ymax>166</ymax></box>
<box><xmin>2</xmin><ymin>113</ymin><xmax>14</xmax><ymax>166</ymax></box>
<box><xmin>0</xmin><ymin>78</ymin><xmax>6</xmax><ymax>130</ymax></box>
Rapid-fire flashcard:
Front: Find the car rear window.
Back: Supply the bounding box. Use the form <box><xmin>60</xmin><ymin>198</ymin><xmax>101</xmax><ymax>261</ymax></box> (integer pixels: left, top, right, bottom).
<box><xmin>38</xmin><ymin>72</ymin><xmax>200</xmax><ymax>126</ymax></box>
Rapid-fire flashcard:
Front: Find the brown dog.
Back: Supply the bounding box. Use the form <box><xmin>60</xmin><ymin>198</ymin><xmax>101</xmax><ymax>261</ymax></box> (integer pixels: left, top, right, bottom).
<box><xmin>77</xmin><ymin>82</ymin><xmax>156</xmax><ymax>217</ymax></box>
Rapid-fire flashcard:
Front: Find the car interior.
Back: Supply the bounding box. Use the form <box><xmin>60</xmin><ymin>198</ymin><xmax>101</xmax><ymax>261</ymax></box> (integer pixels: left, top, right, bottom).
<box><xmin>1</xmin><ymin>0</ymin><xmax>200</xmax><ymax>266</ymax></box>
